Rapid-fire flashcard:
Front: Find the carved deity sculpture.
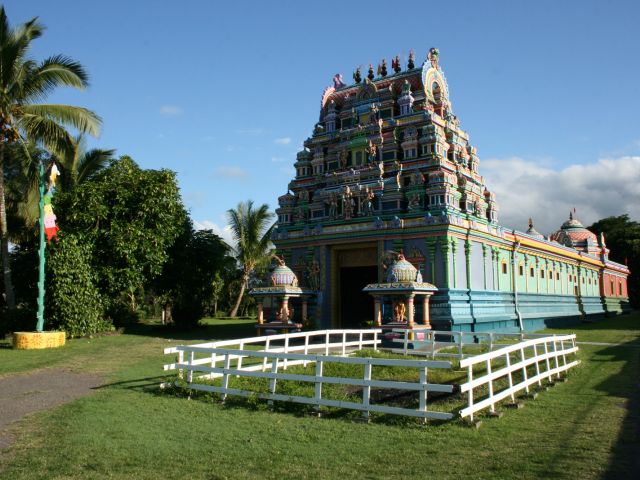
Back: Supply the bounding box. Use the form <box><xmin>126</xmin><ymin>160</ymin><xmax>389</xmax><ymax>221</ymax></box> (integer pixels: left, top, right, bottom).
<box><xmin>408</xmin><ymin>193</ymin><xmax>421</xmax><ymax>210</ymax></box>
<box><xmin>307</xmin><ymin>260</ymin><xmax>321</xmax><ymax>291</ymax></box>
<box><xmin>333</xmin><ymin>73</ymin><xmax>346</xmax><ymax>89</ymax></box>
<box><xmin>366</xmin><ymin>140</ymin><xmax>378</xmax><ymax>163</ymax></box>
<box><xmin>393</xmin><ymin>301</ymin><xmax>406</xmax><ymax>322</ymax></box>
<box><xmin>339</xmin><ymin>148</ymin><xmax>348</xmax><ymax>170</ymax></box>
<box><xmin>378</xmin><ymin>160</ymin><xmax>385</xmax><ymax>178</ymax></box>
<box><xmin>327</xmin><ymin>193</ymin><xmax>338</xmax><ymax>219</ymax></box>
<box><xmin>362</xmin><ymin>188</ymin><xmax>375</xmax><ymax>216</ymax></box>
<box><xmin>343</xmin><ymin>186</ymin><xmax>355</xmax><ymax>219</ymax></box>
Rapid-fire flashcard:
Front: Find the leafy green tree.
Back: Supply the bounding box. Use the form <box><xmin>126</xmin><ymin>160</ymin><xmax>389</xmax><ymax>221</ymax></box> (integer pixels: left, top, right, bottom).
<box><xmin>0</xmin><ymin>7</ymin><xmax>101</xmax><ymax>309</ymax></box>
<box><xmin>588</xmin><ymin>214</ymin><xmax>640</xmax><ymax>307</ymax></box>
<box><xmin>155</xmin><ymin>224</ymin><xmax>231</xmax><ymax>328</ymax></box>
<box><xmin>226</xmin><ymin>200</ymin><xmax>275</xmax><ymax>317</ymax></box>
<box><xmin>45</xmin><ymin>234</ymin><xmax>106</xmax><ymax>337</ymax></box>
<box><xmin>54</xmin><ymin>156</ymin><xmax>186</xmax><ymax>317</ymax></box>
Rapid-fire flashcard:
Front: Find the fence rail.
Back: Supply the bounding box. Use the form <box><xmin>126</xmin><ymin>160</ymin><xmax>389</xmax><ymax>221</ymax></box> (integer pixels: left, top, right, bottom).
<box><xmin>163</xmin><ymin>329</ymin><xmax>580</xmax><ymax>423</ymax></box>
<box><xmin>163</xmin><ymin>329</ymin><xmax>455</xmax><ymax>420</ymax></box>
<box><xmin>458</xmin><ymin>334</ymin><xmax>579</xmax><ymax>420</ymax></box>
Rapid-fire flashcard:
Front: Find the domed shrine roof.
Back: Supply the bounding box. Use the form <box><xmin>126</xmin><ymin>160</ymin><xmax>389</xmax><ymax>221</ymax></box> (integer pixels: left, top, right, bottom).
<box><xmin>387</xmin><ymin>255</ymin><xmax>422</xmax><ymax>283</ymax></box>
<box><xmin>549</xmin><ymin>211</ymin><xmax>598</xmax><ymax>252</ymax></box>
<box><xmin>270</xmin><ymin>263</ymin><xmax>298</xmax><ymax>287</ymax></box>
<box><xmin>525</xmin><ymin>218</ymin><xmax>544</xmax><ymax>240</ymax></box>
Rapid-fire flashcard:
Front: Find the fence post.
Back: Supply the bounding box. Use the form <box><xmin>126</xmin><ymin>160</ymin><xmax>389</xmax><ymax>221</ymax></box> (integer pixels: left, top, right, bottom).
<box><xmin>358</xmin><ymin>331</ymin><xmax>363</xmax><ymax>351</ymax></box>
<box><xmin>419</xmin><ymin>367</ymin><xmax>428</xmax><ymax>423</ymax></box>
<box><xmin>178</xmin><ymin>349</ymin><xmax>184</xmax><ymax>380</ymax></box>
<box><xmin>467</xmin><ymin>364</ymin><xmax>474</xmax><ymax>422</ymax></box>
<box><xmin>269</xmin><ymin>354</ymin><xmax>279</xmax><ymax>395</ymax></box>
<box><xmin>262</xmin><ymin>338</ymin><xmax>270</xmax><ymax>372</ymax></box>
<box><xmin>489</xmin><ymin>333</ymin><xmax>494</xmax><ymax>352</ymax></box>
<box><xmin>520</xmin><ymin>347</ymin><xmax>529</xmax><ymax>393</ymax></box>
<box><xmin>533</xmin><ymin>343</ymin><xmax>541</xmax><ymax>386</ymax></box>
<box><xmin>221</xmin><ymin>353</ymin><xmax>231</xmax><ymax>402</ymax></box>
<box><xmin>342</xmin><ymin>331</ymin><xmax>347</xmax><ymax>356</ymax></box>
<box><xmin>211</xmin><ymin>351</ymin><xmax>218</xmax><ymax>379</ymax></box>
<box><xmin>505</xmin><ymin>351</ymin><xmax>515</xmax><ymax>402</ymax></box>
<box><xmin>363</xmin><ymin>362</ymin><xmax>372</xmax><ymax>421</ymax></box>
<box><xmin>373</xmin><ymin>330</ymin><xmax>378</xmax><ymax>351</ymax></box>
<box><xmin>543</xmin><ymin>340</ymin><xmax>552</xmax><ymax>381</ymax></box>
<box><xmin>560</xmin><ymin>338</ymin><xmax>568</xmax><ymax>368</ymax></box>
<box><xmin>486</xmin><ymin>358</ymin><xmax>495</xmax><ymax>413</ymax></box>
<box><xmin>325</xmin><ymin>331</ymin><xmax>330</xmax><ymax>356</ymax></box>
<box><xmin>458</xmin><ymin>332</ymin><xmax>463</xmax><ymax>359</ymax></box>
<box><xmin>187</xmin><ymin>350</ymin><xmax>195</xmax><ymax>383</ymax></box>
<box><xmin>283</xmin><ymin>336</ymin><xmax>290</xmax><ymax>370</ymax></box>
<box><xmin>552</xmin><ymin>339</ymin><xmax>560</xmax><ymax>379</ymax></box>
<box><xmin>431</xmin><ymin>332</ymin><xmax>436</xmax><ymax>360</ymax></box>
<box><xmin>314</xmin><ymin>359</ymin><xmax>323</xmax><ymax>416</ymax></box>
<box><xmin>237</xmin><ymin>341</ymin><xmax>244</xmax><ymax>372</ymax></box>
<box><xmin>404</xmin><ymin>330</ymin><xmax>409</xmax><ymax>356</ymax></box>
<box><xmin>303</xmin><ymin>334</ymin><xmax>310</xmax><ymax>367</ymax></box>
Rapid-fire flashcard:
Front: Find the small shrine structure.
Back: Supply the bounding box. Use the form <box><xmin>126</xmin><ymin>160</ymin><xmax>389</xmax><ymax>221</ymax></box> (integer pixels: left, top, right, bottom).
<box><xmin>363</xmin><ymin>253</ymin><xmax>437</xmax><ymax>340</ymax></box>
<box><xmin>249</xmin><ymin>258</ymin><xmax>314</xmax><ymax>334</ymax></box>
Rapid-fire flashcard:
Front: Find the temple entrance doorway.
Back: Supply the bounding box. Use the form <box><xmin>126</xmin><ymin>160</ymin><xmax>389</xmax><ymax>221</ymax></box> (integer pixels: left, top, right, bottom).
<box><xmin>331</xmin><ymin>243</ymin><xmax>380</xmax><ymax>328</ymax></box>
<box><xmin>339</xmin><ymin>266</ymin><xmax>377</xmax><ymax>328</ymax></box>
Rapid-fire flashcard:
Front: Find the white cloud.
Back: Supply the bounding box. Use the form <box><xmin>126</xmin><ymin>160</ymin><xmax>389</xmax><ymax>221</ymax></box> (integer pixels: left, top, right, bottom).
<box><xmin>193</xmin><ymin>220</ymin><xmax>235</xmax><ymax>248</ymax></box>
<box><xmin>482</xmin><ymin>155</ymin><xmax>640</xmax><ymax>234</ymax></box>
<box><xmin>274</xmin><ymin>137</ymin><xmax>292</xmax><ymax>145</ymax></box>
<box><xmin>159</xmin><ymin>105</ymin><xmax>183</xmax><ymax>116</ymax></box>
<box><xmin>213</xmin><ymin>166</ymin><xmax>249</xmax><ymax>179</ymax></box>
<box><xmin>271</xmin><ymin>156</ymin><xmax>287</xmax><ymax>163</ymax></box>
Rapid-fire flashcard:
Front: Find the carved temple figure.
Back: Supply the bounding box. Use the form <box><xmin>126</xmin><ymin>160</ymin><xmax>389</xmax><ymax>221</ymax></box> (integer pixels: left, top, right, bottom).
<box><xmin>393</xmin><ymin>301</ymin><xmax>406</xmax><ymax>322</ymax></box>
<box><xmin>362</xmin><ymin>188</ymin><xmax>375</xmax><ymax>216</ymax></box>
<box><xmin>343</xmin><ymin>186</ymin><xmax>355</xmax><ymax>219</ymax></box>
<box><xmin>428</xmin><ymin>47</ymin><xmax>439</xmax><ymax>69</ymax></box>
<box><xmin>366</xmin><ymin>140</ymin><xmax>377</xmax><ymax>163</ymax></box>
<box><xmin>339</xmin><ymin>148</ymin><xmax>348</xmax><ymax>169</ymax></box>
<box><xmin>333</xmin><ymin>73</ymin><xmax>346</xmax><ymax>89</ymax></box>
<box><xmin>307</xmin><ymin>259</ymin><xmax>321</xmax><ymax>291</ymax></box>
<box><xmin>327</xmin><ymin>193</ymin><xmax>338</xmax><ymax>219</ymax></box>
<box><xmin>369</xmin><ymin>104</ymin><xmax>379</xmax><ymax>124</ymax></box>
<box><xmin>395</xmin><ymin>161</ymin><xmax>403</xmax><ymax>189</ymax></box>
<box><xmin>408</xmin><ymin>193</ymin><xmax>421</xmax><ymax>210</ymax></box>
<box><xmin>410</xmin><ymin>170</ymin><xmax>424</xmax><ymax>186</ymax></box>
<box><xmin>378</xmin><ymin>160</ymin><xmax>385</xmax><ymax>178</ymax></box>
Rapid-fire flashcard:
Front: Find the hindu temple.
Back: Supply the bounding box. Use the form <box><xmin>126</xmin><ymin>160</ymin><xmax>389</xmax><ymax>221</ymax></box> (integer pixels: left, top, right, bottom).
<box><xmin>269</xmin><ymin>48</ymin><xmax>630</xmax><ymax>332</ymax></box>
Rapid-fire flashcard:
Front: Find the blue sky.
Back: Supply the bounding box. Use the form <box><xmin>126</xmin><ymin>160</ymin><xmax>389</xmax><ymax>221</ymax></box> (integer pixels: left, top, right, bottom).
<box><xmin>6</xmin><ymin>0</ymin><xmax>640</xmax><ymax>239</ymax></box>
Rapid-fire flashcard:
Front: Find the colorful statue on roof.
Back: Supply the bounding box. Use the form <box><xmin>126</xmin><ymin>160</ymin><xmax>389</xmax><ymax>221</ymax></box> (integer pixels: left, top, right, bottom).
<box><xmin>333</xmin><ymin>73</ymin><xmax>346</xmax><ymax>89</ymax></box>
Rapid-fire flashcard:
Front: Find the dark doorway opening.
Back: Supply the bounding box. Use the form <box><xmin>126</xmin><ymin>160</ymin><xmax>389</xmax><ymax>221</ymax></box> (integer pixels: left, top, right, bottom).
<box><xmin>339</xmin><ymin>266</ymin><xmax>377</xmax><ymax>328</ymax></box>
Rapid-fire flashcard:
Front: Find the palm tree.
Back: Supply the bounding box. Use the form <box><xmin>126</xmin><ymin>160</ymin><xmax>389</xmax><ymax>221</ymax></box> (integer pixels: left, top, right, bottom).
<box><xmin>0</xmin><ymin>7</ymin><xmax>101</xmax><ymax>309</ymax></box>
<box><xmin>227</xmin><ymin>200</ymin><xmax>275</xmax><ymax>317</ymax></box>
<box><xmin>55</xmin><ymin>134</ymin><xmax>115</xmax><ymax>192</ymax></box>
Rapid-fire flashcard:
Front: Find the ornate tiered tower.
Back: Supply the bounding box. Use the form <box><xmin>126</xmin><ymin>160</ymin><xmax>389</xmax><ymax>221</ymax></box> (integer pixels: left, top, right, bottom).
<box><xmin>272</xmin><ymin>48</ymin><xmax>630</xmax><ymax>331</ymax></box>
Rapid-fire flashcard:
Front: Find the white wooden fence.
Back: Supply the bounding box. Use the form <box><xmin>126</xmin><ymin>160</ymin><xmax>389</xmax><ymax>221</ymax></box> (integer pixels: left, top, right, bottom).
<box><xmin>163</xmin><ymin>329</ymin><xmax>455</xmax><ymax>421</ymax></box>
<box><xmin>163</xmin><ymin>329</ymin><xmax>579</xmax><ymax>423</ymax></box>
<box><xmin>458</xmin><ymin>334</ymin><xmax>579</xmax><ymax>421</ymax></box>
<box><xmin>387</xmin><ymin>329</ymin><xmax>559</xmax><ymax>358</ymax></box>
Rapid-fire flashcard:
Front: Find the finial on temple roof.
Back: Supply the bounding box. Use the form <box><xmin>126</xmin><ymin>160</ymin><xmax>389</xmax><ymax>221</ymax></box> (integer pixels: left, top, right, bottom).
<box><xmin>353</xmin><ymin>67</ymin><xmax>362</xmax><ymax>84</ymax></box>
<box><xmin>428</xmin><ymin>47</ymin><xmax>440</xmax><ymax>69</ymax></box>
<box><xmin>367</xmin><ymin>64</ymin><xmax>375</xmax><ymax>80</ymax></box>
<box><xmin>378</xmin><ymin>59</ymin><xmax>387</xmax><ymax>77</ymax></box>
<box><xmin>333</xmin><ymin>73</ymin><xmax>346</xmax><ymax>89</ymax></box>
<box><xmin>392</xmin><ymin>55</ymin><xmax>401</xmax><ymax>74</ymax></box>
<box><xmin>408</xmin><ymin>50</ymin><xmax>415</xmax><ymax>70</ymax></box>
<box><xmin>569</xmin><ymin>210</ymin><xmax>573</xmax><ymax>220</ymax></box>
<box><xmin>528</xmin><ymin>217</ymin><xmax>534</xmax><ymax>229</ymax></box>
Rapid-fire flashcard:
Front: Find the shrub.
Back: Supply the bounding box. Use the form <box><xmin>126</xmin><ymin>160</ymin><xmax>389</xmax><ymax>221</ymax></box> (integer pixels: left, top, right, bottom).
<box><xmin>45</xmin><ymin>235</ymin><xmax>108</xmax><ymax>337</ymax></box>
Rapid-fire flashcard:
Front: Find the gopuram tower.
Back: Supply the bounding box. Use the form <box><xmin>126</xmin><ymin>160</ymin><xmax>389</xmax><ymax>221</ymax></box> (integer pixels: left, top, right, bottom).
<box><xmin>271</xmin><ymin>48</ymin><xmax>630</xmax><ymax>331</ymax></box>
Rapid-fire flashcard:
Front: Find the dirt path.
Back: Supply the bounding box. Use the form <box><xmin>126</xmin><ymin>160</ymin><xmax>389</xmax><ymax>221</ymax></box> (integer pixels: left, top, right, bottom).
<box><xmin>0</xmin><ymin>369</ymin><xmax>103</xmax><ymax>450</ymax></box>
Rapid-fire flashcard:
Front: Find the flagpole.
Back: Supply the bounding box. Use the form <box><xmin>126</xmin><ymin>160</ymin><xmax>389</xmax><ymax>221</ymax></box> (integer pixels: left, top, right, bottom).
<box><xmin>36</xmin><ymin>158</ymin><xmax>46</xmax><ymax>332</ymax></box>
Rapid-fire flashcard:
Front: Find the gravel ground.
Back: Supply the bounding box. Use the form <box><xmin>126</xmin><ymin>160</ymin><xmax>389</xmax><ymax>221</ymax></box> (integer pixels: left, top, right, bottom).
<box><xmin>0</xmin><ymin>369</ymin><xmax>103</xmax><ymax>449</ymax></box>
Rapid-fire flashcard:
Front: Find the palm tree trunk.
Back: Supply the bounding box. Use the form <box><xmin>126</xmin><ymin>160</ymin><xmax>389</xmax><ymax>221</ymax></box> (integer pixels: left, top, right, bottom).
<box><xmin>0</xmin><ymin>141</ymin><xmax>16</xmax><ymax>309</ymax></box>
<box><xmin>229</xmin><ymin>274</ymin><xmax>248</xmax><ymax>317</ymax></box>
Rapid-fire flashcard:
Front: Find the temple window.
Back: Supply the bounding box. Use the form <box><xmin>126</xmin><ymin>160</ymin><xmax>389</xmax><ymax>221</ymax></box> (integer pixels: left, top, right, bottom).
<box><xmin>556</xmin><ymin>272</ymin><xmax>560</xmax><ymax>280</ymax></box>
<box><xmin>619</xmin><ymin>282</ymin><xmax>623</xmax><ymax>295</ymax></box>
<box><xmin>610</xmin><ymin>280</ymin><xmax>614</xmax><ymax>295</ymax></box>
<box><xmin>530</xmin><ymin>267</ymin><xmax>535</xmax><ymax>277</ymax></box>
<box><xmin>519</xmin><ymin>265</ymin><xmax>524</xmax><ymax>276</ymax></box>
<box><xmin>501</xmin><ymin>262</ymin><xmax>508</xmax><ymax>275</ymax></box>
<box><xmin>540</xmin><ymin>269</ymin><xmax>545</xmax><ymax>279</ymax></box>
<box><xmin>429</xmin><ymin>194</ymin><xmax>445</xmax><ymax>205</ymax></box>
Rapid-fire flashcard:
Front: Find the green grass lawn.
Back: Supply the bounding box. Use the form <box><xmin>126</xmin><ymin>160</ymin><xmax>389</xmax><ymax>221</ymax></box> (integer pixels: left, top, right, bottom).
<box><xmin>0</xmin><ymin>314</ymin><xmax>638</xmax><ymax>479</ymax></box>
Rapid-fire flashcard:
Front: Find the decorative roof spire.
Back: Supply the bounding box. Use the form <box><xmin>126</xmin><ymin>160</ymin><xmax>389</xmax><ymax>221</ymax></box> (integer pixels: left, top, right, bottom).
<box><xmin>367</xmin><ymin>64</ymin><xmax>375</xmax><ymax>80</ymax></box>
<box><xmin>428</xmin><ymin>47</ymin><xmax>440</xmax><ymax>69</ymax></box>
<box><xmin>392</xmin><ymin>55</ymin><xmax>401</xmax><ymax>74</ymax></box>
<box><xmin>379</xmin><ymin>59</ymin><xmax>387</xmax><ymax>77</ymax></box>
<box><xmin>353</xmin><ymin>67</ymin><xmax>362</xmax><ymax>84</ymax></box>
<box><xmin>333</xmin><ymin>73</ymin><xmax>346</xmax><ymax>89</ymax></box>
<box><xmin>408</xmin><ymin>50</ymin><xmax>415</xmax><ymax>70</ymax></box>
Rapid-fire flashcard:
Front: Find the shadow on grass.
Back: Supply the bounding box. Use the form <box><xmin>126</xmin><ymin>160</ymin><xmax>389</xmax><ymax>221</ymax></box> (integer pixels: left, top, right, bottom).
<box><xmin>122</xmin><ymin>318</ymin><xmax>256</xmax><ymax>342</ymax></box>
<box><xmin>596</xmin><ymin>338</ymin><xmax>640</xmax><ymax>479</ymax></box>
